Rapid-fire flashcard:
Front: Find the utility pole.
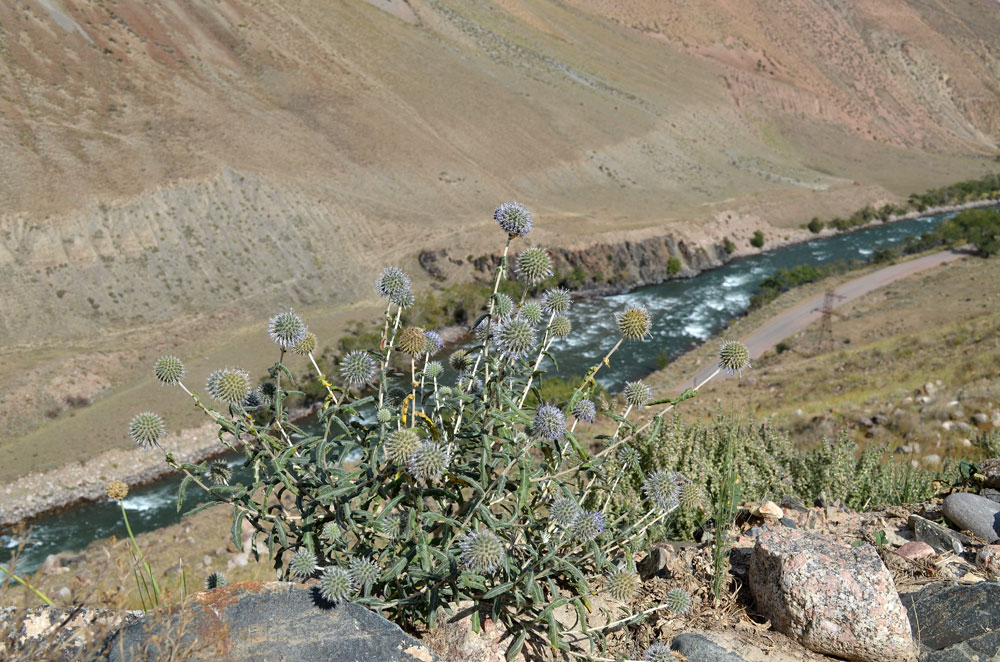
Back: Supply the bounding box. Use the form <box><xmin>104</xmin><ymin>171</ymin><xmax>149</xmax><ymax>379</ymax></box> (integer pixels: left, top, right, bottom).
<box><xmin>812</xmin><ymin>289</ymin><xmax>846</xmax><ymax>354</ymax></box>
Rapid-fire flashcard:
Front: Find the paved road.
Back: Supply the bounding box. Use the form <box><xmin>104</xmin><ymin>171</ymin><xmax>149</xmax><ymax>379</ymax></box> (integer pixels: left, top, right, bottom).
<box><xmin>673</xmin><ymin>249</ymin><xmax>970</xmax><ymax>394</ymax></box>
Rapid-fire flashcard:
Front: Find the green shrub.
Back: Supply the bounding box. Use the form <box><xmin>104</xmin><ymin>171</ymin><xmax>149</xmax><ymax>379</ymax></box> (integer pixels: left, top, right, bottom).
<box><xmin>750</xmin><ymin>230</ymin><xmax>765</xmax><ymax>248</ymax></box>
<box><xmin>667</xmin><ymin>256</ymin><xmax>681</xmax><ymax>275</ymax></box>
<box><xmin>807</xmin><ymin>217</ymin><xmax>824</xmax><ymax>234</ymax></box>
<box><xmin>775</xmin><ymin>341</ymin><xmax>790</xmax><ymax>354</ymax></box>
<box><xmin>723</xmin><ymin>238</ymin><xmax>736</xmax><ymax>254</ymax></box>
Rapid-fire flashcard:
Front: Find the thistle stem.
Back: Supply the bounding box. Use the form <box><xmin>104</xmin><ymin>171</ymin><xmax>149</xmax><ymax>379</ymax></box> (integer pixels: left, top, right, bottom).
<box><xmin>517</xmin><ymin>312</ymin><xmax>556</xmax><ymax>409</ymax></box>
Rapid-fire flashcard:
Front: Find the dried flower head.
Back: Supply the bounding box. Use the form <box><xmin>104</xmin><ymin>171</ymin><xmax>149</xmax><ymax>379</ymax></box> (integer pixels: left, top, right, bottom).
<box><xmin>718</xmin><ymin>340</ymin><xmax>751</xmax><ymax>376</ymax></box>
<box><xmin>532</xmin><ymin>404</ymin><xmax>566</xmax><ymax>440</ymax></box>
<box><xmin>106</xmin><ymin>480</ymin><xmax>129</xmax><ymax>501</ymax></box>
<box><xmin>406</xmin><ymin>441</ymin><xmax>452</xmax><ymax>482</ymax></box>
<box><xmin>153</xmin><ymin>355</ymin><xmax>185</xmax><ymax>386</ymax></box>
<box><xmin>208</xmin><ymin>460</ymin><xmax>232</xmax><ymax>485</ymax></box>
<box><xmin>385</xmin><ymin>428</ymin><xmax>421</xmax><ymax>465</ymax></box>
<box><xmin>605</xmin><ymin>567</ymin><xmax>639</xmax><ymax>602</ymax></box>
<box><xmin>550</xmin><ymin>315</ymin><xmax>572</xmax><ymax>338</ymax></box>
<box><xmin>341</xmin><ymin>350</ymin><xmax>377</xmax><ymax>387</ymax></box>
<box><xmin>572</xmin><ymin>510</ymin><xmax>606</xmax><ymax>542</ymax></box>
<box><xmin>542</xmin><ymin>288</ymin><xmax>572</xmax><ymax>314</ymax></box>
<box><xmin>205</xmin><ymin>572</ymin><xmax>227</xmax><ymax>590</ymax></box>
<box><xmin>572</xmin><ymin>398</ymin><xmax>596</xmax><ymax>423</ymax></box>
<box><xmin>129</xmin><ymin>412</ymin><xmax>166</xmax><ymax>449</ymax></box>
<box><xmin>549</xmin><ymin>497</ymin><xmax>581</xmax><ymax>530</ymax></box>
<box><xmin>666</xmin><ymin>587</ymin><xmax>691</xmax><ymax>614</ymax></box>
<box><xmin>293</xmin><ymin>331</ymin><xmax>317</xmax><ymax>356</ymax></box>
<box><xmin>449</xmin><ymin>349</ymin><xmax>473</xmax><ymax>372</ymax></box>
<box><xmin>679</xmin><ymin>483</ymin><xmax>705</xmax><ymax>511</ymax></box>
<box><xmin>375</xmin><ymin>266</ymin><xmax>412</xmax><ymax>305</ymax></box>
<box><xmin>319</xmin><ymin>566</ymin><xmax>355</xmax><ymax>604</ymax></box>
<box><xmin>520</xmin><ymin>302</ymin><xmax>543</xmax><ymax>325</ymax></box>
<box><xmin>398</xmin><ymin>327</ymin><xmax>427</xmax><ymax>357</ymax></box>
<box><xmin>268</xmin><ymin>309</ymin><xmax>307</xmax><ymax>349</ymax></box>
<box><xmin>494</xmin><ymin>315</ymin><xmax>536</xmax><ymax>360</ymax></box>
<box><xmin>493</xmin><ymin>292</ymin><xmax>514</xmax><ymax>318</ymax></box>
<box><xmin>514</xmin><ymin>246</ymin><xmax>554</xmax><ymax>285</ymax></box>
<box><xmin>289</xmin><ymin>549</ymin><xmax>317</xmax><ymax>580</ymax></box>
<box><xmin>423</xmin><ymin>330</ymin><xmax>444</xmax><ymax>357</ymax></box>
<box><xmin>350</xmin><ymin>557</ymin><xmax>380</xmax><ymax>588</ymax></box>
<box><xmin>617</xmin><ymin>305</ymin><xmax>652</xmax><ymax>341</ymax></box>
<box><xmin>494</xmin><ymin>201</ymin><xmax>533</xmax><ymax>237</ymax></box>
<box><xmin>642</xmin><ymin>469</ymin><xmax>684</xmax><ymax>511</ymax></box>
<box><xmin>460</xmin><ymin>530</ymin><xmax>505</xmax><ymax>575</ymax></box>
<box><xmin>208</xmin><ymin>368</ymin><xmax>251</xmax><ymax>405</ymax></box>
<box><xmin>644</xmin><ymin>642</ymin><xmax>672</xmax><ymax>662</ymax></box>
<box><xmin>623</xmin><ymin>380</ymin><xmax>653</xmax><ymax>409</ymax></box>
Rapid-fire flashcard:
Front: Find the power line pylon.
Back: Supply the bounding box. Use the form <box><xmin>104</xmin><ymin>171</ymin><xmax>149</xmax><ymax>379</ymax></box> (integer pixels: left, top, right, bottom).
<box><xmin>811</xmin><ymin>289</ymin><xmax>846</xmax><ymax>354</ymax></box>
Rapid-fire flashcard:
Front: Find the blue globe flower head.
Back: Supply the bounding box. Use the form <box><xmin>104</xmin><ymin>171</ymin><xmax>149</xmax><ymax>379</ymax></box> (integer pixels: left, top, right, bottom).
<box><xmin>532</xmin><ymin>404</ymin><xmax>566</xmax><ymax>440</ymax></box>
<box><xmin>423</xmin><ymin>330</ymin><xmax>444</xmax><ymax>357</ymax></box>
<box><xmin>268</xmin><ymin>309</ymin><xmax>307</xmax><ymax>350</ymax></box>
<box><xmin>642</xmin><ymin>469</ymin><xmax>686</xmax><ymax>511</ymax></box>
<box><xmin>572</xmin><ymin>398</ymin><xmax>596</xmax><ymax>423</ymax></box>
<box><xmin>572</xmin><ymin>510</ymin><xmax>606</xmax><ymax>542</ymax></box>
<box><xmin>493</xmin><ymin>314</ymin><xmax>537</xmax><ymax>361</ymax></box>
<box><xmin>494</xmin><ymin>201</ymin><xmax>533</xmax><ymax>238</ymax></box>
<box><xmin>549</xmin><ymin>497</ymin><xmax>581</xmax><ymax>530</ymax></box>
<box><xmin>375</xmin><ymin>266</ymin><xmax>411</xmax><ymax>304</ymax></box>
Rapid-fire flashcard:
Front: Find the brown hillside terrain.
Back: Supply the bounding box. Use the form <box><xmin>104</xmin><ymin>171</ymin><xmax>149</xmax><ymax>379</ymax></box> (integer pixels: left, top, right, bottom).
<box><xmin>0</xmin><ymin>0</ymin><xmax>998</xmax><ymax>476</ymax></box>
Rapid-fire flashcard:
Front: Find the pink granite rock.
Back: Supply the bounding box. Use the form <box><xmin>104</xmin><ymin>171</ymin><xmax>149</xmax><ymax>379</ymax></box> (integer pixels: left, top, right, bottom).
<box><xmin>977</xmin><ymin>544</ymin><xmax>1000</xmax><ymax>575</ymax></box>
<box><xmin>894</xmin><ymin>541</ymin><xmax>935</xmax><ymax>561</ymax></box>
<box><xmin>749</xmin><ymin>528</ymin><xmax>917</xmax><ymax>662</ymax></box>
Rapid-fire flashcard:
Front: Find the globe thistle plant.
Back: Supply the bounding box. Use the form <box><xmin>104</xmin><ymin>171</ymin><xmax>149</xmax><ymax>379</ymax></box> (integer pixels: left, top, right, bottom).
<box><xmin>679</xmin><ymin>483</ymin><xmax>705</xmax><ymax>511</ymax></box>
<box><xmin>457</xmin><ymin>372</ymin><xmax>483</xmax><ymax>394</ymax></box>
<box><xmin>424</xmin><ymin>361</ymin><xmax>444</xmax><ymax>380</ymax></box>
<box><xmin>350</xmin><ymin>557</ymin><xmax>380</xmax><ymax>588</ymax></box>
<box><xmin>423</xmin><ymin>330</ymin><xmax>444</xmax><ymax>357</ymax></box>
<box><xmin>550</xmin><ymin>315</ymin><xmax>571</xmax><ymax>338</ymax></box>
<box><xmin>532</xmin><ymin>404</ymin><xmax>565</xmax><ymax>440</ymax></box>
<box><xmin>397</xmin><ymin>288</ymin><xmax>415</xmax><ymax>309</ymax></box>
<box><xmin>572</xmin><ymin>398</ymin><xmax>596</xmax><ymax>423</ymax></box>
<box><xmin>406</xmin><ymin>441</ymin><xmax>452</xmax><ymax>482</ymax></box>
<box><xmin>617</xmin><ymin>305</ymin><xmax>652</xmax><ymax>341</ymax></box>
<box><xmin>293</xmin><ymin>331</ymin><xmax>317</xmax><ymax>356</ymax></box>
<box><xmin>153</xmin><ymin>355</ymin><xmax>185</xmax><ymax>386</ymax></box>
<box><xmin>398</xmin><ymin>327</ymin><xmax>427</xmax><ymax>357</ymax></box>
<box><xmin>622</xmin><ymin>380</ymin><xmax>653</xmax><ymax>409</ymax></box>
<box><xmin>460</xmin><ymin>530</ymin><xmax>505</xmax><ymax>575</ymax></box>
<box><xmin>642</xmin><ymin>469</ymin><xmax>683</xmax><ymax>511</ymax></box>
<box><xmin>549</xmin><ymin>497</ymin><xmax>581</xmax><ymax>530</ymax></box>
<box><xmin>289</xmin><ymin>549</ymin><xmax>317</xmax><ymax>580</ymax></box>
<box><xmin>258</xmin><ymin>381</ymin><xmax>277</xmax><ymax>403</ymax></box>
<box><xmin>385</xmin><ymin>387</ymin><xmax>408</xmax><ymax>408</ymax></box>
<box><xmin>267</xmin><ymin>309</ymin><xmax>307</xmax><ymax>350</ymax></box>
<box><xmin>129</xmin><ymin>412</ymin><xmax>165</xmax><ymax>449</ymax></box>
<box><xmin>493</xmin><ymin>292</ymin><xmax>514</xmax><ymax>318</ymax></box>
<box><xmin>319</xmin><ymin>566</ymin><xmax>355</xmax><ymax>604</ymax></box>
<box><xmin>340</xmin><ymin>350</ymin><xmax>377</xmax><ymax>388</ymax></box>
<box><xmin>493</xmin><ymin>315</ymin><xmax>536</xmax><ymax>360</ymax></box>
<box><xmin>321</xmin><ymin>521</ymin><xmax>341</xmax><ymax>543</ymax></box>
<box><xmin>572</xmin><ymin>510</ymin><xmax>606</xmax><ymax>542</ymax></box>
<box><xmin>385</xmin><ymin>428</ymin><xmax>421</xmax><ymax>465</ymax></box>
<box><xmin>449</xmin><ymin>349</ymin><xmax>473</xmax><ymax>372</ymax></box>
<box><xmin>206</xmin><ymin>368</ymin><xmax>251</xmax><ymax>405</ymax></box>
<box><xmin>494</xmin><ymin>201</ymin><xmax>533</xmax><ymax>237</ymax></box>
<box><xmin>375</xmin><ymin>266</ymin><xmax>412</xmax><ymax>305</ymax></box>
<box><xmin>243</xmin><ymin>389</ymin><xmax>263</xmax><ymax>410</ymax></box>
<box><xmin>718</xmin><ymin>340</ymin><xmax>751</xmax><ymax>376</ymax></box>
<box><xmin>208</xmin><ymin>459</ymin><xmax>232</xmax><ymax>485</ymax></box>
<box><xmin>514</xmin><ymin>246</ymin><xmax>554</xmax><ymax>285</ymax></box>
<box><xmin>105</xmin><ymin>480</ymin><xmax>129</xmax><ymax>501</ymax></box>
<box><xmin>378</xmin><ymin>513</ymin><xmax>406</xmax><ymax>540</ymax></box>
<box><xmin>205</xmin><ymin>572</ymin><xmax>227</xmax><ymax>590</ymax></box>
<box><xmin>542</xmin><ymin>288</ymin><xmax>571</xmax><ymax>314</ymax></box>
<box><xmin>616</xmin><ymin>445</ymin><xmax>641</xmax><ymax>470</ymax></box>
<box><xmin>375</xmin><ymin>407</ymin><xmax>393</xmax><ymax>424</ymax></box>
<box><xmin>666</xmin><ymin>587</ymin><xmax>691</xmax><ymax>614</ymax></box>
<box><xmin>644</xmin><ymin>642</ymin><xmax>672</xmax><ymax>662</ymax></box>
<box><xmin>605</xmin><ymin>567</ymin><xmax>639</xmax><ymax>602</ymax></box>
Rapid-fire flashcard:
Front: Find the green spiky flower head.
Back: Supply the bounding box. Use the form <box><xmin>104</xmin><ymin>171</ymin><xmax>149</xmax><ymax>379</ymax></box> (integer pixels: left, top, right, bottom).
<box><xmin>321</xmin><ymin>521</ymin><xmax>341</xmax><ymax>543</ymax></box>
<box><xmin>406</xmin><ymin>441</ymin><xmax>452</xmax><ymax>482</ymax></box>
<box><xmin>623</xmin><ymin>380</ymin><xmax>653</xmax><ymax>409</ymax></box>
<box><xmin>666</xmin><ymin>587</ymin><xmax>691</xmax><ymax>614</ymax></box>
<box><xmin>268</xmin><ymin>309</ymin><xmax>307</xmax><ymax>350</ymax></box>
<box><xmin>550</xmin><ymin>315</ymin><xmax>571</xmax><ymax>338</ymax></box>
<box><xmin>378</xmin><ymin>513</ymin><xmax>407</xmax><ymax>540</ymax></box>
<box><xmin>572</xmin><ymin>398</ymin><xmax>596</xmax><ymax>423</ymax></box>
<box><xmin>494</xmin><ymin>315</ymin><xmax>536</xmax><ymax>360</ymax></box>
<box><xmin>350</xmin><ymin>557</ymin><xmax>380</xmax><ymax>588</ymax></box>
<box><xmin>319</xmin><ymin>566</ymin><xmax>355</xmax><ymax>604</ymax></box>
<box><xmin>679</xmin><ymin>483</ymin><xmax>705</xmax><ymax>511</ymax></box>
<box><xmin>449</xmin><ymin>349</ymin><xmax>473</xmax><ymax>372</ymax></box>
<box><xmin>572</xmin><ymin>510</ymin><xmax>606</xmax><ymax>542</ymax></box>
<box><xmin>718</xmin><ymin>340</ymin><xmax>751</xmax><ymax>376</ymax></box>
<box><xmin>398</xmin><ymin>327</ymin><xmax>427</xmax><ymax>356</ymax></box>
<box><xmin>205</xmin><ymin>572</ymin><xmax>227</xmax><ymax>590</ymax></box>
<box><xmin>341</xmin><ymin>350</ymin><xmax>377</xmax><ymax>387</ymax></box>
<box><xmin>293</xmin><ymin>331</ymin><xmax>317</xmax><ymax>356</ymax></box>
<box><xmin>549</xmin><ymin>497</ymin><xmax>581</xmax><ymax>530</ymax></box>
<box><xmin>153</xmin><ymin>355</ymin><xmax>185</xmax><ymax>386</ymax></box>
<box><xmin>493</xmin><ymin>292</ymin><xmax>514</xmax><ymax>318</ymax></box>
<box><xmin>514</xmin><ymin>246</ymin><xmax>554</xmax><ymax>285</ymax></box>
<box><xmin>289</xmin><ymin>549</ymin><xmax>317</xmax><ymax>580</ymax></box>
<box><xmin>617</xmin><ymin>445</ymin><xmax>641</xmax><ymax>470</ymax></box>
<box><xmin>460</xmin><ymin>529</ymin><xmax>506</xmax><ymax>575</ymax></box>
<box><xmin>520</xmin><ymin>302</ymin><xmax>543</xmax><ymax>325</ymax></box>
<box><xmin>642</xmin><ymin>469</ymin><xmax>684</xmax><ymax>511</ymax></box>
<box><xmin>376</xmin><ymin>407</ymin><xmax>393</xmax><ymax>424</ymax></box>
<box><xmin>424</xmin><ymin>361</ymin><xmax>443</xmax><ymax>380</ymax></box>
<box><xmin>129</xmin><ymin>412</ymin><xmax>166</xmax><ymax>449</ymax></box>
<box><xmin>207</xmin><ymin>368</ymin><xmax>251</xmax><ymax>405</ymax></box>
<box><xmin>375</xmin><ymin>266</ymin><xmax>412</xmax><ymax>305</ymax></box>
<box><xmin>617</xmin><ymin>305</ymin><xmax>652</xmax><ymax>341</ymax></box>
<box><xmin>542</xmin><ymin>288</ymin><xmax>572</xmax><ymax>314</ymax></box>
<box><xmin>605</xmin><ymin>567</ymin><xmax>639</xmax><ymax>602</ymax></box>
<box><xmin>385</xmin><ymin>428</ymin><xmax>421</xmax><ymax>465</ymax></box>
<box><xmin>644</xmin><ymin>642</ymin><xmax>672</xmax><ymax>662</ymax></box>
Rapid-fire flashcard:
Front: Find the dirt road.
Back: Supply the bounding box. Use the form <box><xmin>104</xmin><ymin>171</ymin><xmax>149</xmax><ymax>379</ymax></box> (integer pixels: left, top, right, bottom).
<box><xmin>674</xmin><ymin>249</ymin><xmax>970</xmax><ymax>393</ymax></box>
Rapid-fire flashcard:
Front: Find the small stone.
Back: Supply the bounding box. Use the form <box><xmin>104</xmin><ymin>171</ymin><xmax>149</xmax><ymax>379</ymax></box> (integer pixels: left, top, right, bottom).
<box><xmin>670</xmin><ymin>632</ymin><xmax>753</xmax><ymax>662</ymax></box>
<box><xmin>922</xmin><ymin>454</ymin><xmax>941</xmax><ymax>466</ymax></box>
<box><xmin>942</xmin><ymin>492</ymin><xmax>1000</xmax><ymax>543</ymax></box>
<box><xmin>779</xmin><ymin>496</ymin><xmax>808</xmax><ymax>512</ymax></box>
<box><xmin>57</xmin><ymin>587</ymin><xmax>71</xmax><ymax>600</ymax></box>
<box><xmin>924</xmin><ymin>382</ymin><xmax>938</xmax><ymax>395</ymax></box>
<box><xmin>977</xmin><ymin>545</ymin><xmax>1000</xmax><ymax>575</ymax></box>
<box><xmin>755</xmin><ymin>501</ymin><xmax>783</xmax><ymax>520</ymax></box>
<box><xmin>894</xmin><ymin>541</ymin><xmax>935</xmax><ymax>561</ymax></box>
<box><xmin>778</xmin><ymin>517</ymin><xmax>797</xmax><ymax>529</ymax></box>
<box><xmin>973</xmin><ymin>412</ymin><xmax>990</xmax><ymax>425</ymax></box>
<box><xmin>981</xmin><ymin>488</ymin><xmax>1000</xmax><ymax>504</ymax></box>
<box><xmin>909</xmin><ymin>514</ymin><xmax>968</xmax><ymax>555</ymax></box>
<box><xmin>902</xmin><ymin>582</ymin><xmax>1000</xmax><ymax>657</ymax></box>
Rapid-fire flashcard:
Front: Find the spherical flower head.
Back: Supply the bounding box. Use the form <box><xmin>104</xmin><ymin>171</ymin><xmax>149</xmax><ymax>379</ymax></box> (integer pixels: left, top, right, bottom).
<box><xmin>397</xmin><ymin>288</ymin><xmax>415</xmax><ymax>309</ymax></box>
<box><xmin>321</xmin><ymin>521</ymin><xmax>340</xmax><ymax>542</ymax></box>
<box><xmin>129</xmin><ymin>412</ymin><xmax>166</xmax><ymax>449</ymax></box>
<box><xmin>398</xmin><ymin>327</ymin><xmax>427</xmax><ymax>356</ymax></box>
<box><xmin>424</xmin><ymin>361</ymin><xmax>443</xmax><ymax>380</ymax></box>
<box><xmin>457</xmin><ymin>372</ymin><xmax>482</xmax><ymax>394</ymax></box>
<box><xmin>153</xmin><ymin>355</ymin><xmax>185</xmax><ymax>386</ymax></box>
<box><xmin>340</xmin><ymin>350</ymin><xmax>377</xmax><ymax>387</ymax></box>
<box><xmin>385</xmin><ymin>428</ymin><xmax>421</xmax><ymax>465</ymax></box>
<box><xmin>258</xmin><ymin>381</ymin><xmax>278</xmax><ymax>402</ymax></box>
<box><xmin>378</xmin><ymin>513</ymin><xmax>407</xmax><ymax>540</ymax></box>
<box><xmin>679</xmin><ymin>483</ymin><xmax>705</xmax><ymax>511</ymax></box>
<box><xmin>288</xmin><ymin>549</ymin><xmax>317</xmax><ymax>580</ymax></box>
<box><xmin>423</xmin><ymin>330</ymin><xmax>444</xmax><ymax>357</ymax></box>
<box><xmin>243</xmin><ymin>389</ymin><xmax>263</xmax><ymax>410</ymax></box>
<box><xmin>532</xmin><ymin>404</ymin><xmax>566</xmax><ymax>440</ymax></box>
<box><xmin>493</xmin><ymin>315</ymin><xmax>536</xmax><ymax>360</ymax></box>
<box><xmin>449</xmin><ymin>349</ymin><xmax>473</xmax><ymax>372</ymax></box>
<box><xmin>207</xmin><ymin>368</ymin><xmax>251</xmax><ymax>405</ymax></box>
<box><xmin>208</xmin><ymin>459</ymin><xmax>232</xmax><ymax>486</ymax></box>
<box><xmin>605</xmin><ymin>567</ymin><xmax>639</xmax><ymax>602</ymax></box>
<box><xmin>666</xmin><ymin>587</ymin><xmax>691</xmax><ymax>614</ymax></box>
<box><xmin>386</xmin><ymin>387</ymin><xmax>408</xmax><ymax>407</ymax></box>
<box><xmin>437</xmin><ymin>385</ymin><xmax>453</xmax><ymax>398</ymax></box>
<box><xmin>293</xmin><ymin>331</ymin><xmax>317</xmax><ymax>356</ymax></box>
<box><xmin>406</xmin><ymin>441</ymin><xmax>452</xmax><ymax>482</ymax></box>
<box><xmin>644</xmin><ymin>642</ymin><xmax>672</xmax><ymax>662</ymax></box>
<box><xmin>350</xmin><ymin>557</ymin><xmax>380</xmax><ymax>588</ymax></box>
<box><xmin>205</xmin><ymin>572</ymin><xmax>227</xmax><ymax>590</ymax></box>
<box><xmin>375</xmin><ymin>266</ymin><xmax>412</xmax><ymax>304</ymax></box>
<box><xmin>542</xmin><ymin>288</ymin><xmax>571</xmax><ymax>314</ymax></box>
<box><xmin>493</xmin><ymin>292</ymin><xmax>514</xmax><ymax>318</ymax></box>
<box><xmin>572</xmin><ymin>398</ymin><xmax>596</xmax><ymax>423</ymax></box>
<box><xmin>375</xmin><ymin>407</ymin><xmax>393</xmax><ymax>424</ymax></box>
<box><xmin>572</xmin><ymin>510</ymin><xmax>606</xmax><ymax>542</ymax></box>
<box><xmin>460</xmin><ymin>530</ymin><xmax>505</xmax><ymax>575</ymax></box>
<box><xmin>617</xmin><ymin>305</ymin><xmax>652</xmax><ymax>341</ymax></box>
<box><xmin>105</xmin><ymin>480</ymin><xmax>129</xmax><ymax>501</ymax></box>
<box><xmin>718</xmin><ymin>340</ymin><xmax>751</xmax><ymax>376</ymax></box>
<box><xmin>268</xmin><ymin>309</ymin><xmax>307</xmax><ymax>350</ymax></box>
<box><xmin>550</xmin><ymin>315</ymin><xmax>571</xmax><ymax>338</ymax></box>
<box><xmin>520</xmin><ymin>302</ymin><xmax>543</xmax><ymax>325</ymax></box>
<box><xmin>622</xmin><ymin>380</ymin><xmax>653</xmax><ymax>409</ymax></box>
<box><xmin>549</xmin><ymin>497</ymin><xmax>581</xmax><ymax>530</ymax></box>
<box><xmin>514</xmin><ymin>246</ymin><xmax>553</xmax><ymax>285</ymax></box>
<box><xmin>616</xmin><ymin>445</ymin><xmax>641</xmax><ymax>470</ymax></box>
<box><xmin>642</xmin><ymin>469</ymin><xmax>683</xmax><ymax>511</ymax></box>
<box><xmin>494</xmin><ymin>201</ymin><xmax>533</xmax><ymax>237</ymax></box>
<box><xmin>318</xmin><ymin>566</ymin><xmax>355</xmax><ymax>604</ymax></box>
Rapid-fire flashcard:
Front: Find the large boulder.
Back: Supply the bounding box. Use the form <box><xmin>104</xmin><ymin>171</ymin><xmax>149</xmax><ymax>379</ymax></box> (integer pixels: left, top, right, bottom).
<box><xmin>901</xmin><ymin>581</ymin><xmax>1000</xmax><ymax>661</ymax></box>
<box><xmin>748</xmin><ymin>528</ymin><xmax>916</xmax><ymax>662</ymax></box>
<box><xmin>102</xmin><ymin>581</ymin><xmax>436</xmax><ymax>662</ymax></box>
<box><xmin>942</xmin><ymin>492</ymin><xmax>1000</xmax><ymax>542</ymax></box>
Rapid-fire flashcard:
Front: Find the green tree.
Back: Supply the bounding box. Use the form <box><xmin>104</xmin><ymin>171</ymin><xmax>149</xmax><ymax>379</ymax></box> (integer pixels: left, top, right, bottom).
<box><xmin>750</xmin><ymin>230</ymin><xmax>765</xmax><ymax>248</ymax></box>
<box><xmin>807</xmin><ymin>217</ymin><xmax>824</xmax><ymax>234</ymax></box>
<box><xmin>667</xmin><ymin>256</ymin><xmax>681</xmax><ymax>274</ymax></box>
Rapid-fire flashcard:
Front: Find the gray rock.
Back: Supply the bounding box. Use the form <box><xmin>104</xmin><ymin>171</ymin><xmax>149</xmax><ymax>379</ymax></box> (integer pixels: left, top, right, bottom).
<box><xmin>0</xmin><ymin>606</ymin><xmax>141</xmax><ymax>662</ymax></box>
<box><xmin>908</xmin><ymin>514</ymin><xmax>970</xmax><ymax>554</ymax></box>
<box><xmin>901</xmin><ymin>581</ymin><xmax>1000</xmax><ymax>660</ymax></box>
<box><xmin>670</xmin><ymin>633</ymin><xmax>751</xmax><ymax>661</ymax></box>
<box><xmin>981</xmin><ymin>488</ymin><xmax>1000</xmax><ymax>504</ymax></box>
<box><xmin>942</xmin><ymin>493</ymin><xmax>1000</xmax><ymax>542</ymax></box>
<box><xmin>981</xmin><ymin>457</ymin><xmax>1000</xmax><ymax>489</ymax></box>
<box><xmin>102</xmin><ymin>582</ymin><xmax>436</xmax><ymax>662</ymax></box>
